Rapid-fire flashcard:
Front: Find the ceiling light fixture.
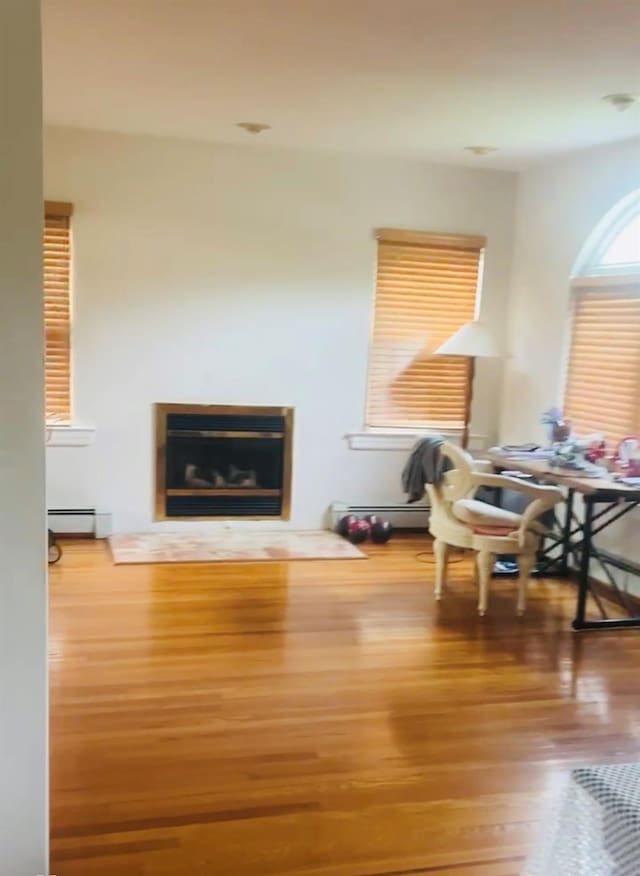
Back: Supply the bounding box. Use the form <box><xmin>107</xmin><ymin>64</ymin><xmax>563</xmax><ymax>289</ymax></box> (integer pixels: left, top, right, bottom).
<box><xmin>602</xmin><ymin>93</ymin><xmax>638</xmax><ymax>112</ymax></box>
<box><xmin>236</xmin><ymin>122</ymin><xmax>271</xmax><ymax>135</ymax></box>
<box><xmin>464</xmin><ymin>145</ymin><xmax>498</xmax><ymax>156</ymax></box>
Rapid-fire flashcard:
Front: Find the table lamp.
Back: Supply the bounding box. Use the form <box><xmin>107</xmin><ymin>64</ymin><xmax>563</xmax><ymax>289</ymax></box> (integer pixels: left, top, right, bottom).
<box><xmin>434</xmin><ymin>320</ymin><xmax>501</xmax><ymax>448</ymax></box>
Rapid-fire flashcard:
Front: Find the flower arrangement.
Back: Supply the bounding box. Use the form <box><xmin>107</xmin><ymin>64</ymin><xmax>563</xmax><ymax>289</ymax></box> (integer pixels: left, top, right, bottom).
<box><xmin>540</xmin><ymin>407</ymin><xmax>571</xmax><ymax>445</ymax></box>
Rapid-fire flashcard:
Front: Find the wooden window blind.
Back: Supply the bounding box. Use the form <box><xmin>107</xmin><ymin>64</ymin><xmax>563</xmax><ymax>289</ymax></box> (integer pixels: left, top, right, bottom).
<box><xmin>564</xmin><ymin>285</ymin><xmax>640</xmax><ymax>445</ymax></box>
<box><xmin>366</xmin><ymin>228</ymin><xmax>485</xmax><ymax>429</ymax></box>
<box><xmin>44</xmin><ymin>201</ymin><xmax>72</xmax><ymax>423</ymax></box>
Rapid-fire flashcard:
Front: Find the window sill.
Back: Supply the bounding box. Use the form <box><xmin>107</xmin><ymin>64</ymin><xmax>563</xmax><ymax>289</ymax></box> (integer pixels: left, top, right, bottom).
<box><xmin>45</xmin><ymin>425</ymin><xmax>96</xmax><ymax>447</ymax></box>
<box><xmin>346</xmin><ymin>429</ymin><xmax>487</xmax><ymax>451</ymax></box>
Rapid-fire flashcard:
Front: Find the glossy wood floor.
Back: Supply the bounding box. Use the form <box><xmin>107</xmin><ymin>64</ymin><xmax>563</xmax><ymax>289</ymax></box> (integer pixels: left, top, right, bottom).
<box><xmin>50</xmin><ymin>536</ymin><xmax>640</xmax><ymax>876</ymax></box>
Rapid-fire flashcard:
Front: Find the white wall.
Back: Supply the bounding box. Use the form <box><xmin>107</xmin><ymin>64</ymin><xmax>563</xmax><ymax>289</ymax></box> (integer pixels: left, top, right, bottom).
<box><xmin>502</xmin><ymin>136</ymin><xmax>640</xmax><ymax>443</ymax></box>
<box><xmin>0</xmin><ymin>2</ymin><xmax>48</xmax><ymax>873</ymax></box>
<box><xmin>44</xmin><ymin>127</ymin><xmax>516</xmax><ymax>532</ymax></box>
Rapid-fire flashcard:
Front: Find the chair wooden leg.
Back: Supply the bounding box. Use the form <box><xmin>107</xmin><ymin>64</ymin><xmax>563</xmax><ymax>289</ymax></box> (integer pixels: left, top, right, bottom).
<box><xmin>433</xmin><ymin>538</ymin><xmax>449</xmax><ymax>601</ymax></box>
<box><xmin>517</xmin><ymin>552</ymin><xmax>535</xmax><ymax>616</ymax></box>
<box><xmin>476</xmin><ymin>550</ymin><xmax>493</xmax><ymax>617</ymax></box>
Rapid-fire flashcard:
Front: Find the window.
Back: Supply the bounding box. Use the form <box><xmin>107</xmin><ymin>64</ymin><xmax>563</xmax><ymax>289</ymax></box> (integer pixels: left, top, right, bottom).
<box><xmin>565</xmin><ymin>195</ymin><xmax>640</xmax><ymax>444</ymax></box>
<box><xmin>44</xmin><ymin>201</ymin><xmax>72</xmax><ymax>423</ymax></box>
<box><xmin>599</xmin><ymin>212</ymin><xmax>640</xmax><ymax>268</ymax></box>
<box><xmin>366</xmin><ymin>228</ymin><xmax>485</xmax><ymax>430</ymax></box>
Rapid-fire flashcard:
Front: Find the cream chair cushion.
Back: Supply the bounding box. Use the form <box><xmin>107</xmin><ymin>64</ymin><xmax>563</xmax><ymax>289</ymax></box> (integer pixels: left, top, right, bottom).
<box><xmin>452</xmin><ymin>498</ymin><xmax>547</xmax><ymax>536</ymax></box>
<box><xmin>452</xmin><ymin>498</ymin><xmax>521</xmax><ymax>532</ymax></box>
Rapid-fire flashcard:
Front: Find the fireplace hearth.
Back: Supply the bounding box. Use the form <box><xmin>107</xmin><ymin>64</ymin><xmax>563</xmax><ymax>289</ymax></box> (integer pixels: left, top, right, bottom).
<box><xmin>154</xmin><ymin>404</ymin><xmax>293</xmax><ymax>520</ymax></box>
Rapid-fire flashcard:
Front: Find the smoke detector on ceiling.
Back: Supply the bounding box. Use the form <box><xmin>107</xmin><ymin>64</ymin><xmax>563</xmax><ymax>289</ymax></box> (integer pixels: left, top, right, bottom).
<box><xmin>464</xmin><ymin>146</ymin><xmax>498</xmax><ymax>156</ymax></box>
<box><xmin>236</xmin><ymin>122</ymin><xmax>271</xmax><ymax>134</ymax></box>
<box><xmin>602</xmin><ymin>93</ymin><xmax>638</xmax><ymax>112</ymax></box>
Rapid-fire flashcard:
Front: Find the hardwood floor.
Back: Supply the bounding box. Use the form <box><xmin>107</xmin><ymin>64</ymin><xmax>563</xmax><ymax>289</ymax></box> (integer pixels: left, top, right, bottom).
<box><xmin>50</xmin><ymin>535</ymin><xmax>640</xmax><ymax>875</ymax></box>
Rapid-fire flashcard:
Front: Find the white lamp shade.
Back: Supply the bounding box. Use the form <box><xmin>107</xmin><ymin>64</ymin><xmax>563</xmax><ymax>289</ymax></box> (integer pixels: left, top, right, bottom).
<box><xmin>434</xmin><ymin>320</ymin><xmax>501</xmax><ymax>358</ymax></box>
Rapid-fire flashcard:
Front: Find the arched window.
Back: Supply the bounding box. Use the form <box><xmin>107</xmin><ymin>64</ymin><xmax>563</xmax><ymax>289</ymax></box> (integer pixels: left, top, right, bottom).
<box><xmin>599</xmin><ymin>212</ymin><xmax>640</xmax><ymax>268</ymax></box>
<box><xmin>565</xmin><ymin>191</ymin><xmax>640</xmax><ymax>444</ymax></box>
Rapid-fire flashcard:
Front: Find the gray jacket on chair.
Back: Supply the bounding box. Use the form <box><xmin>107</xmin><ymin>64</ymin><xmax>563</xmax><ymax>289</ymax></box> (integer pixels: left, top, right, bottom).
<box><xmin>401</xmin><ymin>436</ymin><xmax>449</xmax><ymax>503</ymax></box>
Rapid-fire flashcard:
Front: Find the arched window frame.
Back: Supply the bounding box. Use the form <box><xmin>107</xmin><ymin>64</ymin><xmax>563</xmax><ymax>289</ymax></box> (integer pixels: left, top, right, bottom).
<box><xmin>572</xmin><ymin>189</ymin><xmax>640</xmax><ymax>283</ymax></box>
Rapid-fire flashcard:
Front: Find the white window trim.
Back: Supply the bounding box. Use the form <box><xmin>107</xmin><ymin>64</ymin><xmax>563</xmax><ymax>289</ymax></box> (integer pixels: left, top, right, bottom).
<box><xmin>45</xmin><ymin>425</ymin><xmax>96</xmax><ymax>447</ymax></box>
<box><xmin>571</xmin><ymin>273</ymin><xmax>640</xmax><ymax>288</ymax></box>
<box><xmin>346</xmin><ymin>429</ymin><xmax>487</xmax><ymax>451</ymax></box>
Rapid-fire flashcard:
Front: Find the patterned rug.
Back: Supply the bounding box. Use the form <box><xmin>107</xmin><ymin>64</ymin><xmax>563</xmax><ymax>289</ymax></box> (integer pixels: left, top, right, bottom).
<box><xmin>109</xmin><ymin>530</ymin><xmax>366</xmax><ymax>565</ymax></box>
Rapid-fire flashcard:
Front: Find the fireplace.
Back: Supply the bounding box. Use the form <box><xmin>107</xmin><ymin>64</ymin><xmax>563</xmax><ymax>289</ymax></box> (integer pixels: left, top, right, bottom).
<box><xmin>154</xmin><ymin>404</ymin><xmax>293</xmax><ymax>520</ymax></box>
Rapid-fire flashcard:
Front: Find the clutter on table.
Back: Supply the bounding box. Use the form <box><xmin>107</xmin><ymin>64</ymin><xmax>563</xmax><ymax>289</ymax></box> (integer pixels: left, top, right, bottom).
<box><xmin>493</xmin><ymin>407</ymin><xmax>640</xmax><ymax>481</ymax></box>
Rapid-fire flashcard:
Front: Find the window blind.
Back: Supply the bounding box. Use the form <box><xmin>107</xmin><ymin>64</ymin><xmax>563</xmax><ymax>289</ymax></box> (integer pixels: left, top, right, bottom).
<box><xmin>366</xmin><ymin>228</ymin><xmax>485</xmax><ymax>429</ymax></box>
<box><xmin>44</xmin><ymin>201</ymin><xmax>72</xmax><ymax>423</ymax></box>
<box><xmin>564</xmin><ymin>285</ymin><xmax>640</xmax><ymax>445</ymax></box>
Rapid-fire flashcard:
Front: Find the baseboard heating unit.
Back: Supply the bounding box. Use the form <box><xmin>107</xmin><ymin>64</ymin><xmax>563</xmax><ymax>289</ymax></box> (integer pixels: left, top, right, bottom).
<box><xmin>47</xmin><ymin>508</ymin><xmax>112</xmax><ymax>538</ymax></box>
<box><xmin>330</xmin><ymin>501</ymin><xmax>430</xmax><ymax>530</ymax></box>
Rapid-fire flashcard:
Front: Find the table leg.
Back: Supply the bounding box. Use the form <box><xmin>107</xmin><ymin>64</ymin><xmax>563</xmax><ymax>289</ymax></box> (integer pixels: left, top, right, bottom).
<box><xmin>572</xmin><ymin>498</ymin><xmax>593</xmax><ymax>630</ymax></box>
<box><xmin>560</xmin><ymin>488</ymin><xmax>574</xmax><ymax>576</ymax></box>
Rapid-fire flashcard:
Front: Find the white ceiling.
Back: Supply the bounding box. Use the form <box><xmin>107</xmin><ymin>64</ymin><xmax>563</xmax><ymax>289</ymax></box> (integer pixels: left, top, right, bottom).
<box><xmin>42</xmin><ymin>0</ymin><xmax>640</xmax><ymax>170</ymax></box>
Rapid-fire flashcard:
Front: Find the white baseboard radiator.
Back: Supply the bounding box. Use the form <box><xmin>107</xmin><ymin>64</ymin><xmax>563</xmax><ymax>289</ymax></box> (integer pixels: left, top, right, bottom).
<box><xmin>47</xmin><ymin>508</ymin><xmax>112</xmax><ymax>538</ymax></box>
<box><xmin>330</xmin><ymin>500</ymin><xmax>430</xmax><ymax>530</ymax></box>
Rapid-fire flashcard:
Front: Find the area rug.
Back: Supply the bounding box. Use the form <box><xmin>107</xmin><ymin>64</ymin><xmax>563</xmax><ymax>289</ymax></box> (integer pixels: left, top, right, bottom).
<box><xmin>108</xmin><ymin>530</ymin><xmax>366</xmax><ymax>565</ymax></box>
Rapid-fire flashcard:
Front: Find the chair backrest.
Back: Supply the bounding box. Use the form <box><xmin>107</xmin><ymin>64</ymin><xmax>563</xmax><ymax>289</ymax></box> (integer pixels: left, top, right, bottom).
<box><xmin>439</xmin><ymin>442</ymin><xmax>477</xmax><ymax>502</ymax></box>
<box><xmin>424</xmin><ymin>441</ymin><xmax>474</xmax><ymax>507</ymax></box>
<box><xmin>425</xmin><ymin>441</ymin><xmax>476</xmax><ymax>544</ymax></box>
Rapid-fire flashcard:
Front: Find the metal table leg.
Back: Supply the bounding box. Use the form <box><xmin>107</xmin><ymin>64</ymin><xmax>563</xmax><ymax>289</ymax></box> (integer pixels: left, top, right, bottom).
<box><xmin>572</xmin><ymin>497</ymin><xmax>592</xmax><ymax>630</ymax></box>
<box><xmin>572</xmin><ymin>496</ymin><xmax>640</xmax><ymax>631</ymax></box>
<box><xmin>560</xmin><ymin>488</ymin><xmax>574</xmax><ymax>577</ymax></box>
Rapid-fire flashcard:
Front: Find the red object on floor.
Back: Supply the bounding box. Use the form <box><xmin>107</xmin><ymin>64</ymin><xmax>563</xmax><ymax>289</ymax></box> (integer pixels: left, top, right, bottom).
<box><xmin>336</xmin><ymin>513</ymin><xmax>359</xmax><ymax>537</ymax></box>
<box><xmin>347</xmin><ymin>519</ymin><xmax>371</xmax><ymax>544</ymax></box>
